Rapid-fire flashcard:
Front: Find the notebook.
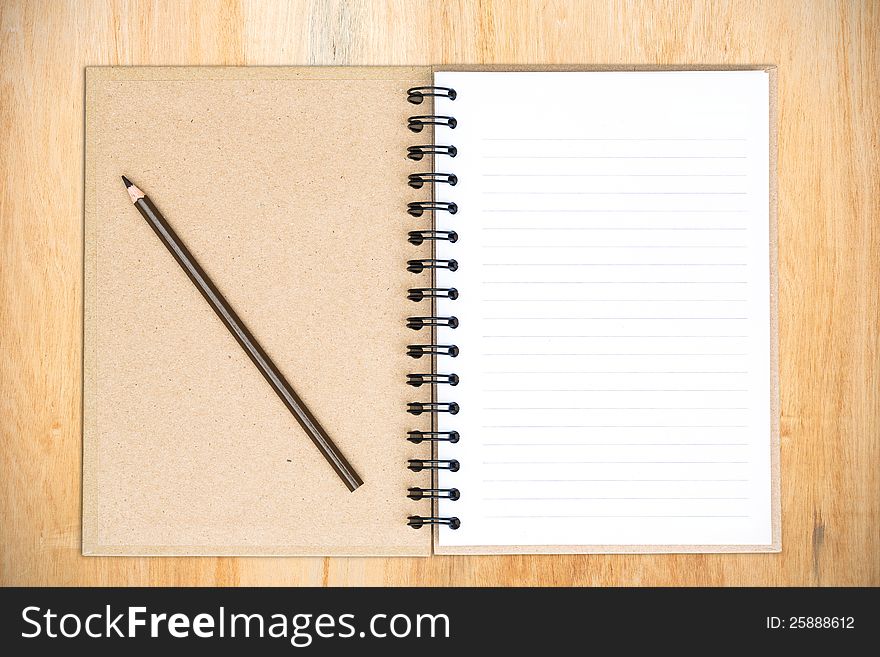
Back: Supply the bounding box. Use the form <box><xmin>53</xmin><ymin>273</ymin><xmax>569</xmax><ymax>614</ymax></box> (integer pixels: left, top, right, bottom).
<box><xmin>83</xmin><ymin>66</ymin><xmax>779</xmax><ymax>555</ymax></box>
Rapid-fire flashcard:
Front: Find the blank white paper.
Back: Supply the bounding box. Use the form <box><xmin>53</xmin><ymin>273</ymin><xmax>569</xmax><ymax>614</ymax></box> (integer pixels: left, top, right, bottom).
<box><xmin>432</xmin><ymin>71</ymin><xmax>772</xmax><ymax>549</ymax></box>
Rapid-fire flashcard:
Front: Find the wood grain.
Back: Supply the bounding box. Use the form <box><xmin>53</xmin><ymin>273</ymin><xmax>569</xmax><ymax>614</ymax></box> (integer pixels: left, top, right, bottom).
<box><xmin>1</xmin><ymin>0</ymin><xmax>877</xmax><ymax>586</ymax></box>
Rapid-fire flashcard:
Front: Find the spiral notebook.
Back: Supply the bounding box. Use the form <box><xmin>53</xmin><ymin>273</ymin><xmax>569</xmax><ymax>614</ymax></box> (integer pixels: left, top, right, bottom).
<box><xmin>83</xmin><ymin>66</ymin><xmax>779</xmax><ymax>555</ymax></box>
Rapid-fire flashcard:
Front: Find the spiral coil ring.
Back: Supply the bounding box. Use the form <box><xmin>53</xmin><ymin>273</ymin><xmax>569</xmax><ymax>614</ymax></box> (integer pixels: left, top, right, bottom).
<box><xmin>406</xmin><ymin>344</ymin><xmax>459</xmax><ymax>358</ymax></box>
<box><xmin>407</xmin><ymin>230</ymin><xmax>458</xmax><ymax>246</ymax></box>
<box><xmin>407</xmin><ymin>258</ymin><xmax>458</xmax><ymax>274</ymax></box>
<box><xmin>407</xmin><ymin>516</ymin><xmax>461</xmax><ymax>530</ymax></box>
<box><xmin>408</xmin><ymin>459</ymin><xmax>460</xmax><ymax>472</ymax></box>
<box><xmin>406</xmin><ymin>87</ymin><xmax>460</xmax><ymax>530</ymax></box>
<box><xmin>406</xmin><ymin>316</ymin><xmax>459</xmax><ymax>330</ymax></box>
<box><xmin>407</xmin><ymin>145</ymin><xmax>457</xmax><ymax>161</ymax></box>
<box><xmin>407</xmin><ymin>430</ymin><xmax>460</xmax><ymax>444</ymax></box>
<box><xmin>407</xmin><ymin>401</ymin><xmax>460</xmax><ymax>416</ymax></box>
<box><xmin>407</xmin><ymin>86</ymin><xmax>457</xmax><ymax>104</ymax></box>
<box><xmin>407</xmin><ymin>373</ymin><xmax>460</xmax><ymax>387</ymax></box>
<box><xmin>408</xmin><ymin>115</ymin><xmax>457</xmax><ymax>132</ymax></box>
<box><xmin>407</xmin><ymin>201</ymin><xmax>458</xmax><ymax>217</ymax></box>
<box><xmin>408</xmin><ymin>172</ymin><xmax>458</xmax><ymax>189</ymax></box>
<box><xmin>407</xmin><ymin>287</ymin><xmax>459</xmax><ymax>302</ymax></box>
<box><xmin>408</xmin><ymin>487</ymin><xmax>461</xmax><ymax>501</ymax></box>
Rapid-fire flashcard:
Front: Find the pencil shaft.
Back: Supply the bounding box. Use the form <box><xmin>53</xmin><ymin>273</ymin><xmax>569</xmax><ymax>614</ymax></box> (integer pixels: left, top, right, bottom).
<box><xmin>131</xmin><ymin>194</ymin><xmax>363</xmax><ymax>492</ymax></box>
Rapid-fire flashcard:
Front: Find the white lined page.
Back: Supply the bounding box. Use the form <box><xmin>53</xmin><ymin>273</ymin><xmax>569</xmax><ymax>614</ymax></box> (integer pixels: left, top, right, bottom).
<box><xmin>432</xmin><ymin>71</ymin><xmax>772</xmax><ymax>548</ymax></box>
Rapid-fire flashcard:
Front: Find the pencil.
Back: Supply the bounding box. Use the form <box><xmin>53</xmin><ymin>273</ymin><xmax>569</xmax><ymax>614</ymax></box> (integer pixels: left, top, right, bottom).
<box><xmin>121</xmin><ymin>176</ymin><xmax>363</xmax><ymax>492</ymax></box>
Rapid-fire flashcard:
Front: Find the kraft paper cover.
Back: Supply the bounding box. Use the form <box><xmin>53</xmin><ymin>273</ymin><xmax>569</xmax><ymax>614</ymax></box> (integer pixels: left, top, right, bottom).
<box><xmin>83</xmin><ymin>66</ymin><xmax>433</xmax><ymax>556</ymax></box>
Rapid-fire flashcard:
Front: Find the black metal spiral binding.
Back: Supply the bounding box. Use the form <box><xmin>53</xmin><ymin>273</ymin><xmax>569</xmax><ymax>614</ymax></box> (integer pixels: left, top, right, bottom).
<box><xmin>406</xmin><ymin>344</ymin><xmax>459</xmax><ymax>358</ymax></box>
<box><xmin>407</xmin><ymin>201</ymin><xmax>458</xmax><ymax>217</ymax></box>
<box><xmin>408</xmin><ymin>172</ymin><xmax>458</xmax><ymax>189</ymax></box>
<box><xmin>406</xmin><ymin>87</ymin><xmax>460</xmax><ymax>531</ymax></box>
<box><xmin>408</xmin><ymin>458</ymin><xmax>460</xmax><ymax>472</ymax></box>
<box><xmin>407</xmin><ymin>373</ymin><xmax>460</xmax><ymax>387</ymax></box>
<box><xmin>407</xmin><ymin>430</ymin><xmax>460</xmax><ymax>443</ymax></box>
<box><xmin>407</xmin><ymin>230</ymin><xmax>458</xmax><ymax>246</ymax></box>
<box><xmin>407</xmin><ymin>516</ymin><xmax>461</xmax><ymax>530</ymax></box>
<box><xmin>407</xmin><ymin>145</ymin><xmax>457</xmax><ymax>161</ymax></box>
<box><xmin>406</xmin><ymin>316</ymin><xmax>459</xmax><ymax>330</ymax></box>
<box><xmin>407</xmin><ymin>86</ymin><xmax>457</xmax><ymax>104</ymax></box>
<box><xmin>408</xmin><ymin>487</ymin><xmax>461</xmax><ymax>500</ymax></box>
<box><xmin>407</xmin><ymin>401</ymin><xmax>459</xmax><ymax>415</ymax></box>
<box><xmin>408</xmin><ymin>115</ymin><xmax>457</xmax><ymax>132</ymax></box>
<box><xmin>407</xmin><ymin>258</ymin><xmax>458</xmax><ymax>274</ymax></box>
<box><xmin>407</xmin><ymin>287</ymin><xmax>459</xmax><ymax>302</ymax></box>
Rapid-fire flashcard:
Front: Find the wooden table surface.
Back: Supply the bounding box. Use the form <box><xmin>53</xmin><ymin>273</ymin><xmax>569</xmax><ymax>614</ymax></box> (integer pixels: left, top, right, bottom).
<box><xmin>1</xmin><ymin>0</ymin><xmax>877</xmax><ymax>586</ymax></box>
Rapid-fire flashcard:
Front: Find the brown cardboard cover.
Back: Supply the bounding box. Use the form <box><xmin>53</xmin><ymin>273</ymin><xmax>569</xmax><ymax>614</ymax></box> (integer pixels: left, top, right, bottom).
<box><xmin>83</xmin><ymin>66</ymin><xmax>433</xmax><ymax>556</ymax></box>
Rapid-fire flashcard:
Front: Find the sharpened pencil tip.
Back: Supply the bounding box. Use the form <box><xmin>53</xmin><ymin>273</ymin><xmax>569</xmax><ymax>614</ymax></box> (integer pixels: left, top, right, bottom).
<box><xmin>122</xmin><ymin>177</ymin><xmax>145</xmax><ymax>203</ymax></box>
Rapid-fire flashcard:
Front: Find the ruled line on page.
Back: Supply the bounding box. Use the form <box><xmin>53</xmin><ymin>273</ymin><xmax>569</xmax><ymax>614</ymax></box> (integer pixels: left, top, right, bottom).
<box><xmin>481</xmin><ymin>191</ymin><xmax>748</xmax><ymax>195</ymax></box>
<box><xmin>480</xmin><ymin>260</ymin><xmax>748</xmax><ymax>267</ymax></box>
<box><xmin>482</xmin><ymin>389</ymin><xmax>749</xmax><ymax>393</ymax></box>
<box><xmin>482</xmin><ymin>209</ymin><xmax>749</xmax><ymax>213</ymax></box>
<box><xmin>484</xmin><ymin>496</ymin><xmax>750</xmax><ymax>500</ymax></box>
<box><xmin>482</xmin><ymin>461</ymin><xmax>750</xmax><ymax>464</ymax></box>
<box><xmin>480</xmin><ymin>245</ymin><xmax>749</xmax><ymax>248</ymax></box>
<box><xmin>481</xmin><ymin>227</ymin><xmax>749</xmax><ymax>230</ymax></box>
<box><xmin>483</xmin><ymin>514</ymin><xmax>751</xmax><ymax>520</ymax></box>
<box><xmin>482</xmin><ymin>301</ymin><xmax>748</xmax><ymax>304</ymax></box>
<box><xmin>481</xmin><ymin>281</ymin><xmax>750</xmax><ymax>284</ymax></box>
<box><xmin>484</xmin><ymin>444</ymin><xmax>750</xmax><ymax>447</ymax></box>
<box><xmin>481</xmin><ymin>174</ymin><xmax>749</xmax><ymax>177</ymax></box>
<box><xmin>481</xmin><ymin>137</ymin><xmax>749</xmax><ymax>141</ymax></box>
<box><xmin>480</xmin><ymin>190</ymin><xmax>747</xmax><ymax>196</ymax></box>
<box><xmin>483</xmin><ymin>479</ymin><xmax>751</xmax><ymax>483</ymax></box>
<box><xmin>482</xmin><ymin>371</ymin><xmax>749</xmax><ymax>374</ymax></box>
<box><xmin>482</xmin><ymin>317</ymin><xmax>749</xmax><ymax>320</ymax></box>
<box><xmin>483</xmin><ymin>407</ymin><xmax>749</xmax><ymax>410</ymax></box>
<box><xmin>482</xmin><ymin>156</ymin><xmax>749</xmax><ymax>159</ymax></box>
<box><xmin>482</xmin><ymin>353</ymin><xmax>749</xmax><ymax>356</ymax></box>
<box><xmin>480</xmin><ymin>306</ymin><xmax>748</xmax><ymax>308</ymax></box>
<box><xmin>480</xmin><ymin>425</ymin><xmax>749</xmax><ymax>428</ymax></box>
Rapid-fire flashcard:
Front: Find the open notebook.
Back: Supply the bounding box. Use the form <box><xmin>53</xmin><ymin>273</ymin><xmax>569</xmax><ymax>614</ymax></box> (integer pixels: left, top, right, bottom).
<box><xmin>84</xmin><ymin>67</ymin><xmax>779</xmax><ymax>555</ymax></box>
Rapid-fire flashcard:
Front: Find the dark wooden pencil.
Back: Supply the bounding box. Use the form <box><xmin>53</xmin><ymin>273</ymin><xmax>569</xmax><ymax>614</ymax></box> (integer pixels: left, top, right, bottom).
<box><xmin>122</xmin><ymin>176</ymin><xmax>363</xmax><ymax>492</ymax></box>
